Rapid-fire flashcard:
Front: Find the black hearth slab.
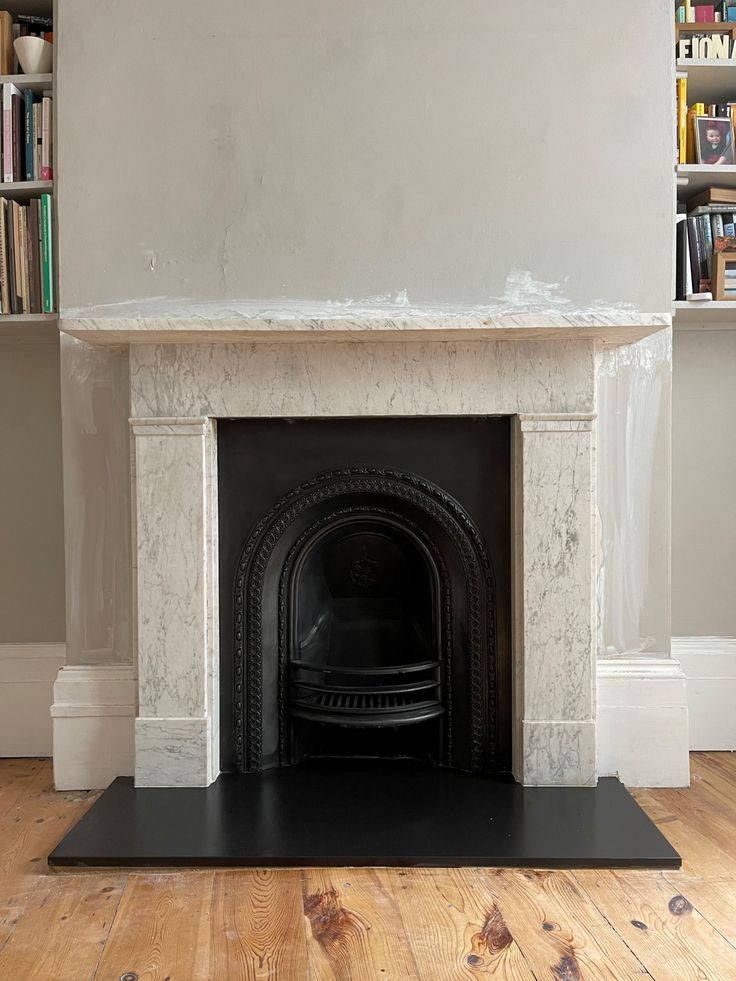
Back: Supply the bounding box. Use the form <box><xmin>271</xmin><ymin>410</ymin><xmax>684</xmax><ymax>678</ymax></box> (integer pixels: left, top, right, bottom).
<box><xmin>48</xmin><ymin>761</ymin><xmax>680</xmax><ymax>869</ymax></box>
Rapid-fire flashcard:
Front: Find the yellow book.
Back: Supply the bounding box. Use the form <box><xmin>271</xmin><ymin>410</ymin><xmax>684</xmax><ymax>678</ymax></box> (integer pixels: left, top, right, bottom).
<box><xmin>678</xmin><ymin>77</ymin><xmax>688</xmax><ymax>165</ymax></box>
<box><xmin>684</xmin><ymin>0</ymin><xmax>693</xmax><ymax>21</ymax></box>
<box><xmin>687</xmin><ymin>102</ymin><xmax>705</xmax><ymax>164</ymax></box>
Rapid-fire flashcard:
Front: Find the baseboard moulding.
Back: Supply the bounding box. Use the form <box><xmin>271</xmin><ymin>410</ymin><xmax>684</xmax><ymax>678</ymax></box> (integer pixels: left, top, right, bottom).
<box><xmin>597</xmin><ymin>656</ymin><xmax>690</xmax><ymax>787</ymax></box>
<box><xmin>673</xmin><ymin>636</ymin><xmax>736</xmax><ymax>751</ymax></box>
<box><xmin>51</xmin><ymin>663</ymin><xmax>136</xmax><ymax>790</ymax></box>
<box><xmin>0</xmin><ymin>643</ymin><xmax>66</xmax><ymax>757</ymax></box>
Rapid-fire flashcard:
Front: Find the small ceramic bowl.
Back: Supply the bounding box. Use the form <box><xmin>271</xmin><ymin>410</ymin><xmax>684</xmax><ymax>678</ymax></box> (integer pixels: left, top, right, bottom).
<box><xmin>13</xmin><ymin>36</ymin><xmax>53</xmax><ymax>75</ymax></box>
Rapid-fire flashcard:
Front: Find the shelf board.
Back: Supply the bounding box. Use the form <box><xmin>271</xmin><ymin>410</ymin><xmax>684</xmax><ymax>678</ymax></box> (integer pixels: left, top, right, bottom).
<box><xmin>673</xmin><ymin>300</ymin><xmax>736</xmax><ymax>327</ymax></box>
<box><xmin>0</xmin><ymin>180</ymin><xmax>52</xmax><ymax>199</ymax></box>
<box><xmin>677</xmin><ymin>59</ymin><xmax>736</xmax><ymax>102</ymax></box>
<box><xmin>0</xmin><ymin>73</ymin><xmax>52</xmax><ymax>94</ymax></box>
<box><xmin>0</xmin><ymin>313</ymin><xmax>58</xmax><ymax>340</ymax></box>
<box><xmin>676</xmin><ymin>164</ymin><xmax>736</xmax><ymax>198</ymax></box>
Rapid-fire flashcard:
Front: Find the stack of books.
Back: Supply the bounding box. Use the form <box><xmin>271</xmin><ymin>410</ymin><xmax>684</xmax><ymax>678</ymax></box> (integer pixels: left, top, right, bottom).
<box><xmin>0</xmin><ymin>192</ymin><xmax>54</xmax><ymax>314</ymax></box>
<box><xmin>676</xmin><ymin>187</ymin><xmax>736</xmax><ymax>298</ymax></box>
<box><xmin>1</xmin><ymin>85</ymin><xmax>51</xmax><ymax>182</ymax></box>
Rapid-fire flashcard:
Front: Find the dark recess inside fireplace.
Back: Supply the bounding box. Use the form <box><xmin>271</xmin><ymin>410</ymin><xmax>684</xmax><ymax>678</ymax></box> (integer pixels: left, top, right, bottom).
<box><xmin>218</xmin><ymin>416</ymin><xmax>512</xmax><ymax>775</ymax></box>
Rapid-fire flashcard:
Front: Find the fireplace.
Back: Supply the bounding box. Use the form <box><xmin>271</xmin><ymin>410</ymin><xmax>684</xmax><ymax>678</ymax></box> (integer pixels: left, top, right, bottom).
<box><xmin>218</xmin><ymin>417</ymin><xmax>512</xmax><ymax>776</ymax></box>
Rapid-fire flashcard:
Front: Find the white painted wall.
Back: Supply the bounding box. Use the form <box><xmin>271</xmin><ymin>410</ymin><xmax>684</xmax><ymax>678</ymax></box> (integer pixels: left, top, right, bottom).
<box><xmin>0</xmin><ymin>340</ymin><xmax>65</xmax><ymax>643</ymax></box>
<box><xmin>672</xmin><ymin>329</ymin><xmax>736</xmax><ymax>636</ymax></box>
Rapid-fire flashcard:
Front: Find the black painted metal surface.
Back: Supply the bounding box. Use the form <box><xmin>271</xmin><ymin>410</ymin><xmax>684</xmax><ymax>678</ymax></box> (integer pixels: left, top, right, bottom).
<box><xmin>49</xmin><ymin>761</ymin><xmax>680</xmax><ymax>869</ymax></box>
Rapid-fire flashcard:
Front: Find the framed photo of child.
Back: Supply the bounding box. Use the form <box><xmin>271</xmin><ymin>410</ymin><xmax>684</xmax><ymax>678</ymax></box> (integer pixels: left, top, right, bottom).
<box><xmin>695</xmin><ymin>116</ymin><xmax>736</xmax><ymax>165</ymax></box>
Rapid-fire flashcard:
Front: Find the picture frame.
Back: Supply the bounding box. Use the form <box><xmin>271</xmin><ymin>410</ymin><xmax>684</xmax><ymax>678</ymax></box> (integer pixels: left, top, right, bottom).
<box><xmin>713</xmin><ymin>250</ymin><xmax>736</xmax><ymax>300</ymax></box>
<box><xmin>695</xmin><ymin>116</ymin><xmax>736</xmax><ymax>165</ymax></box>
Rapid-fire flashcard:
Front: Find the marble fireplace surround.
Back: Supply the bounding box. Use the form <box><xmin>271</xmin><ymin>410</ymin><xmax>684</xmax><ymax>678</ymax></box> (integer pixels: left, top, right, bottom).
<box><xmin>61</xmin><ymin>309</ymin><xmax>669</xmax><ymax>789</ymax></box>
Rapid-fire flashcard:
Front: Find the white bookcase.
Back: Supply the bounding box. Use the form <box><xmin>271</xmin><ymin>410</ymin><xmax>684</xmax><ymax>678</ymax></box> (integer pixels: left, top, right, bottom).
<box><xmin>0</xmin><ymin>2</ymin><xmax>55</xmax><ymax>340</ymax></box>
<box><xmin>675</xmin><ymin>53</ymin><xmax>736</xmax><ymax>329</ymax></box>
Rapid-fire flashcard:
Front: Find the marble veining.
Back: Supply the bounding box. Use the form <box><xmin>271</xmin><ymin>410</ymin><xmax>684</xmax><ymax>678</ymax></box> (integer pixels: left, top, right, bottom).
<box><xmin>521</xmin><ymin>721</ymin><xmax>597</xmax><ymax>787</ymax></box>
<box><xmin>60</xmin><ymin>309</ymin><xmax>670</xmax><ymax>347</ymax></box>
<box><xmin>129</xmin><ymin>340</ymin><xmax>597</xmax><ymax>419</ymax></box>
<box><xmin>135</xmin><ymin>424</ymin><xmax>208</xmax><ymax>720</ymax></box>
<box><xmin>520</xmin><ymin>422</ymin><xmax>595</xmax><ymax>722</ymax></box>
<box><xmin>135</xmin><ymin>717</ymin><xmax>211</xmax><ymax>788</ymax></box>
<box><xmin>128</xmin><ymin>332</ymin><xmax>605</xmax><ymax>788</ymax></box>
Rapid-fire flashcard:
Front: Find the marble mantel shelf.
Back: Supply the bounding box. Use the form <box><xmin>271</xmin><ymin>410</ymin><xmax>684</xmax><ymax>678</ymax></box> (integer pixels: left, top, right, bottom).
<box><xmin>59</xmin><ymin>304</ymin><xmax>671</xmax><ymax>347</ymax></box>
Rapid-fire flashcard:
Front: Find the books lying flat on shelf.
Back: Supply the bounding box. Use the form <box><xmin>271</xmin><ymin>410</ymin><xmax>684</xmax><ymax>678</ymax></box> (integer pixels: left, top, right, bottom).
<box><xmin>0</xmin><ymin>191</ymin><xmax>53</xmax><ymax>314</ymax></box>
<box><xmin>1</xmin><ymin>84</ymin><xmax>51</xmax><ymax>182</ymax></box>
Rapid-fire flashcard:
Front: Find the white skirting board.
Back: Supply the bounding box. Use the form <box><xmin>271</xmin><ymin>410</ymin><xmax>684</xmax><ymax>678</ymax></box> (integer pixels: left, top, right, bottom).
<box><xmin>51</xmin><ymin>664</ymin><xmax>136</xmax><ymax>790</ymax></box>
<box><xmin>672</xmin><ymin>637</ymin><xmax>736</xmax><ymax>751</ymax></box>
<box><xmin>0</xmin><ymin>644</ymin><xmax>66</xmax><ymax>757</ymax></box>
<box><xmin>597</xmin><ymin>656</ymin><xmax>690</xmax><ymax>787</ymax></box>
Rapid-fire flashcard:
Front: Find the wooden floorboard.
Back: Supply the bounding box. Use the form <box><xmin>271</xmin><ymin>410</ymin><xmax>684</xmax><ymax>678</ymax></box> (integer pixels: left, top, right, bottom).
<box><xmin>0</xmin><ymin>753</ymin><xmax>734</xmax><ymax>979</ymax></box>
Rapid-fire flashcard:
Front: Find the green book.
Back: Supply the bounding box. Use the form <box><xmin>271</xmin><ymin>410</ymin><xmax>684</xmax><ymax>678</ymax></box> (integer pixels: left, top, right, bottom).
<box><xmin>40</xmin><ymin>192</ymin><xmax>53</xmax><ymax>313</ymax></box>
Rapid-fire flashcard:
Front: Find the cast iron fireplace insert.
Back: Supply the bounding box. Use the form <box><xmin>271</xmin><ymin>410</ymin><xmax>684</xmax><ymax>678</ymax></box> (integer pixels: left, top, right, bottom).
<box><xmin>218</xmin><ymin>416</ymin><xmax>512</xmax><ymax>775</ymax></box>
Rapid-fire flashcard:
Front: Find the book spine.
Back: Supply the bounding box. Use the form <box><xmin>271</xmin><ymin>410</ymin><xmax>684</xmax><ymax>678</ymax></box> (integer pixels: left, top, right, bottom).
<box><xmin>41</xmin><ymin>94</ymin><xmax>52</xmax><ymax>181</ymax></box>
<box><xmin>33</xmin><ymin>103</ymin><xmax>42</xmax><ymax>183</ymax></box>
<box><xmin>678</xmin><ymin>77</ymin><xmax>688</xmax><ymax>165</ymax></box>
<box><xmin>11</xmin><ymin>201</ymin><xmax>21</xmax><ymax>311</ymax></box>
<box><xmin>700</xmin><ymin>213</ymin><xmax>714</xmax><ymax>279</ymax></box>
<box><xmin>11</xmin><ymin>90</ymin><xmax>22</xmax><ymax>186</ymax></box>
<box><xmin>724</xmin><ymin>213</ymin><xmax>736</xmax><ymax>236</ymax></box>
<box><xmin>0</xmin><ymin>12</ymin><xmax>12</xmax><ymax>76</ymax></box>
<box><xmin>676</xmin><ymin>216</ymin><xmax>687</xmax><ymax>301</ymax></box>
<box><xmin>2</xmin><ymin>85</ymin><xmax>12</xmax><ymax>182</ymax></box>
<box><xmin>688</xmin><ymin>216</ymin><xmax>704</xmax><ymax>290</ymax></box>
<box><xmin>19</xmin><ymin>204</ymin><xmax>29</xmax><ymax>313</ymax></box>
<box><xmin>0</xmin><ymin>199</ymin><xmax>7</xmax><ymax>314</ymax></box>
<box><xmin>24</xmin><ymin>89</ymin><xmax>34</xmax><ymax>181</ymax></box>
<box><xmin>40</xmin><ymin>193</ymin><xmax>53</xmax><ymax>313</ymax></box>
<box><xmin>28</xmin><ymin>198</ymin><xmax>40</xmax><ymax>313</ymax></box>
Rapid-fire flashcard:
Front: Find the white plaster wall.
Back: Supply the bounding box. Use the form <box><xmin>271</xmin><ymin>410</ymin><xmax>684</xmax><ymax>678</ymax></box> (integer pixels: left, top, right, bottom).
<box><xmin>672</xmin><ymin>330</ymin><xmax>736</xmax><ymax>635</ymax></box>
<box><xmin>58</xmin><ymin>0</ymin><xmax>673</xmax><ymax>314</ymax></box>
<box><xmin>0</xmin><ymin>341</ymin><xmax>65</xmax><ymax>643</ymax></box>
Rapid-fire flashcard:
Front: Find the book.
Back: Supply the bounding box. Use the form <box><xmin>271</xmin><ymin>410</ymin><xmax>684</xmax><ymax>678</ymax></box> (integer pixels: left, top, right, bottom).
<box><xmin>41</xmin><ymin>91</ymin><xmax>52</xmax><ymax>181</ymax></box>
<box><xmin>2</xmin><ymin>82</ymin><xmax>17</xmax><ymax>181</ymax></box>
<box><xmin>676</xmin><ymin>215</ymin><xmax>688</xmax><ymax>300</ymax></box>
<box><xmin>695</xmin><ymin>5</ymin><xmax>716</xmax><ymax>20</ymax></box>
<box><xmin>701</xmin><ymin>211</ymin><xmax>715</xmax><ymax>278</ymax></box>
<box><xmin>18</xmin><ymin>203</ymin><xmax>29</xmax><ymax>313</ymax></box>
<box><xmin>686</xmin><ymin>103</ymin><xmax>705</xmax><ymax>164</ymax></box>
<box><xmin>15</xmin><ymin>14</ymin><xmax>52</xmax><ymax>29</ymax></box>
<box><xmin>688</xmin><ymin>186</ymin><xmax>736</xmax><ymax>207</ymax></box>
<box><xmin>24</xmin><ymin>88</ymin><xmax>34</xmax><ymax>181</ymax></box>
<box><xmin>40</xmin><ymin>192</ymin><xmax>53</xmax><ymax>312</ymax></box>
<box><xmin>0</xmin><ymin>10</ymin><xmax>12</xmax><ymax>75</ymax></box>
<box><xmin>677</xmin><ymin>76</ymin><xmax>688</xmax><ymax>165</ymax></box>
<box><xmin>33</xmin><ymin>102</ymin><xmax>41</xmax><ymax>180</ymax></box>
<box><xmin>28</xmin><ymin>197</ymin><xmax>40</xmax><ymax>312</ymax></box>
<box><xmin>688</xmin><ymin>215</ymin><xmax>705</xmax><ymax>290</ymax></box>
<box><xmin>0</xmin><ymin>198</ymin><xmax>7</xmax><ymax>314</ymax></box>
<box><xmin>11</xmin><ymin>200</ymin><xmax>21</xmax><ymax>311</ymax></box>
<box><xmin>688</xmin><ymin>203</ymin><xmax>736</xmax><ymax>215</ymax></box>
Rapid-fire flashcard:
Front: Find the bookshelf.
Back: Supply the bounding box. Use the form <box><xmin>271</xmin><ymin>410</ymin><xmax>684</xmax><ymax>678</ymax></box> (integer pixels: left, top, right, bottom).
<box><xmin>674</xmin><ymin>40</ymin><xmax>736</xmax><ymax>327</ymax></box>
<box><xmin>0</xmin><ymin>0</ymin><xmax>59</xmax><ymax>334</ymax></box>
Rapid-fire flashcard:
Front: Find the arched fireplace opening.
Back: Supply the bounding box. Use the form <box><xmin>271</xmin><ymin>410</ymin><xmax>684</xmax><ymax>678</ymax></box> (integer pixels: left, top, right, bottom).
<box><xmin>288</xmin><ymin>515</ymin><xmax>444</xmax><ymax>766</ymax></box>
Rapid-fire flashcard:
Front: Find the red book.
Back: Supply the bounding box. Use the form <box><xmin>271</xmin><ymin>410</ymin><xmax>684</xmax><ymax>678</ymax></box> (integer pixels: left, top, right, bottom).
<box><xmin>695</xmin><ymin>5</ymin><xmax>716</xmax><ymax>20</ymax></box>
